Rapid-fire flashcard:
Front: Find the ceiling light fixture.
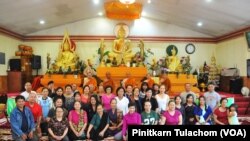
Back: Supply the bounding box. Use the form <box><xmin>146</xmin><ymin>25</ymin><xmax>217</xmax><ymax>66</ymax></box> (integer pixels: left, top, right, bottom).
<box><xmin>98</xmin><ymin>12</ymin><xmax>103</xmax><ymax>16</ymax></box>
<box><xmin>39</xmin><ymin>20</ymin><xmax>45</xmax><ymax>25</ymax></box>
<box><xmin>148</xmin><ymin>0</ymin><xmax>151</xmax><ymax>4</ymax></box>
<box><xmin>93</xmin><ymin>0</ymin><xmax>99</xmax><ymax>4</ymax></box>
<box><xmin>197</xmin><ymin>22</ymin><xmax>203</xmax><ymax>27</ymax></box>
<box><xmin>119</xmin><ymin>0</ymin><xmax>136</xmax><ymax>4</ymax></box>
<box><xmin>206</xmin><ymin>0</ymin><xmax>213</xmax><ymax>2</ymax></box>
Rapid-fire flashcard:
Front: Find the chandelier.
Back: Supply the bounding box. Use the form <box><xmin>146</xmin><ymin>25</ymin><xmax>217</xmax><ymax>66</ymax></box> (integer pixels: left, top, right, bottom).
<box><xmin>119</xmin><ymin>0</ymin><xmax>135</xmax><ymax>4</ymax></box>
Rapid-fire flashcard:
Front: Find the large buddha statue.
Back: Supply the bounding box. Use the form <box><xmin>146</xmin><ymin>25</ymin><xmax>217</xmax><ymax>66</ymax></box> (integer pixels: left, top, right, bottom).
<box><xmin>167</xmin><ymin>46</ymin><xmax>182</xmax><ymax>72</ymax></box>
<box><xmin>55</xmin><ymin>31</ymin><xmax>78</xmax><ymax>70</ymax></box>
<box><xmin>108</xmin><ymin>25</ymin><xmax>134</xmax><ymax>64</ymax></box>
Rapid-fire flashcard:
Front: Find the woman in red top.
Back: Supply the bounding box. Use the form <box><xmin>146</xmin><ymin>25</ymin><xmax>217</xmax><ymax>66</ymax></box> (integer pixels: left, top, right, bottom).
<box><xmin>213</xmin><ymin>98</ymin><xmax>228</xmax><ymax>125</ymax></box>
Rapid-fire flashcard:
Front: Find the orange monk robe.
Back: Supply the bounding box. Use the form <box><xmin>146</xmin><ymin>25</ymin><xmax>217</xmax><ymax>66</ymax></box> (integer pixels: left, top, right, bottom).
<box><xmin>144</xmin><ymin>78</ymin><xmax>155</xmax><ymax>88</ymax></box>
<box><xmin>103</xmin><ymin>79</ymin><xmax>115</xmax><ymax>93</ymax></box>
<box><xmin>124</xmin><ymin>77</ymin><xmax>137</xmax><ymax>88</ymax></box>
<box><xmin>84</xmin><ymin>77</ymin><xmax>97</xmax><ymax>91</ymax></box>
<box><xmin>160</xmin><ymin>77</ymin><xmax>171</xmax><ymax>92</ymax></box>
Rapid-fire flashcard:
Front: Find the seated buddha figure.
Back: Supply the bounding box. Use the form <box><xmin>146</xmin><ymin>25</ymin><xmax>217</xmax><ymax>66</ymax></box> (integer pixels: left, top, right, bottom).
<box><xmin>108</xmin><ymin>25</ymin><xmax>134</xmax><ymax>65</ymax></box>
<box><xmin>55</xmin><ymin>32</ymin><xmax>77</xmax><ymax>70</ymax></box>
<box><xmin>167</xmin><ymin>47</ymin><xmax>182</xmax><ymax>72</ymax></box>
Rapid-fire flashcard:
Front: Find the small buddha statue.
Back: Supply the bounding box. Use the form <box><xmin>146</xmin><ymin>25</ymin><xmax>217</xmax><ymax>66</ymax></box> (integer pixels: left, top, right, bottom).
<box><xmin>167</xmin><ymin>47</ymin><xmax>182</xmax><ymax>72</ymax></box>
<box><xmin>108</xmin><ymin>25</ymin><xmax>134</xmax><ymax>65</ymax></box>
<box><xmin>112</xmin><ymin>57</ymin><xmax>118</xmax><ymax>67</ymax></box>
<box><xmin>55</xmin><ymin>31</ymin><xmax>78</xmax><ymax>70</ymax></box>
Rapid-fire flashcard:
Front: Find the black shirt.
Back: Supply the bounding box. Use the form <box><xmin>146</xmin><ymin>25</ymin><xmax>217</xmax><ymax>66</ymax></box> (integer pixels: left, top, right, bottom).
<box><xmin>0</xmin><ymin>95</ymin><xmax>7</xmax><ymax>104</ymax></box>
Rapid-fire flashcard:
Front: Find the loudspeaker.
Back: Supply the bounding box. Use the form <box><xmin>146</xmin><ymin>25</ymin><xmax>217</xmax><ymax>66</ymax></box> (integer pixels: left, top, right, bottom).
<box><xmin>247</xmin><ymin>59</ymin><xmax>250</xmax><ymax>78</ymax></box>
<box><xmin>9</xmin><ymin>59</ymin><xmax>21</xmax><ymax>71</ymax></box>
<box><xmin>32</xmin><ymin>55</ymin><xmax>41</xmax><ymax>69</ymax></box>
<box><xmin>230</xmin><ymin>78</ymin><xmax>243</xmax><ymax>94</ymax></box>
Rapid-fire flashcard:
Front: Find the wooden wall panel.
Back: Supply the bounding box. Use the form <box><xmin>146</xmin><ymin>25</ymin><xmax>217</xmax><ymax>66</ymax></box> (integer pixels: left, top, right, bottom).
<box><xmin>0</xmin><ymin>75</ymin><xmax>7</xmax><ymax>93</ymax></box>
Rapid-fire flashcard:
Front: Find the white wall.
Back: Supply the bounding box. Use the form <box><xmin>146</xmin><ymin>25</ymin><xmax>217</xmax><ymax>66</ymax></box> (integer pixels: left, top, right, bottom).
<box><xmin>28</xmin><ymin>17</ymin><xmax>212</xmax><ymax>38</ymax></box>
<box><xmin>0</xmin><ymin>34</ymin><xmax>21</xmax><ymax>75</ymax></box>
<box><xmin>216</xmin><ymin>36</ymin><xmax>249</xmax><ymax>76</ymax></box>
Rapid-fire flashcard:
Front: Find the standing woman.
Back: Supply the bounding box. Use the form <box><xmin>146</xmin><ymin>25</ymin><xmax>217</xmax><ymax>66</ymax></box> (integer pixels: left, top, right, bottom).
<box><xmin>214</xmin><ymin>98</ymin><xmax>229</xmax><ymax>125</ymax></box>
<box><xmin>101</xmin><ymin>86</ymin><xmax>116</xmax><ymax>111</ymax></box>
<box><xmin>194</xmin><ymin>96</ymin><xmax>213</xmax><ymax>125</ymax></box>
<box><xmin>129</xmin><ymin>87</ymin><xmax>143</xmax><ymax>113</ymax></box>
<box><xmin>81</xmin><ymin>85</ymin><xmax>90</xmax><ymax>104</ymax></box>
<box><xmin>139</xmin><ymin>82</ymin><xmax>149</xmax><ymax>99</ymax></box>
<box><xmin>48</xmin><ymin>107</ymin><xmax>69</xmax><ymax>141</ymax></box>
<box><xmin>115</xmin><ymin>87</ymin><xmax>129</xmax><ymax>115</ymax></box>
<box><xmin>47</xmin><ymin>97</ymin><xmax>68</xmax><ymax>122</ymax></box>
<box><xmin>68</xmin><ymin>101</ymin><xmax>88</xmax><ymax>140</ymax></box>
<box><xmin>155</xmin><ymin>85</ymin><xmax>169</xmax><ymax>113</ymax></box>
<box><xmin>174</xmin><ymin>96</ymin><xmax>185</xmax><ymax>124</ymax></box>
<box><xmin>38</xmin><ymin>87</ymin><xmax>53</xmax><ymax>135</ymax></box>
<box><xmin>160</xmin><ymin>100</ymin><xmax>182</xmax><ymax>125</ymax></box>
<box><xmin>152</xmin><ymin>84</ymin><xmax>160</xmax><ymax>97</ymax></box>
<box><xmin>184</xmin><ymin>94</ymin><xmax>196</xmax><ymax>125</ymax></box>
<box><xmin>142</xmin><ymin>88</ymin><xmax>158</xmax><ymax>111</ymax></box>
<box><xmin>52</xmin><ymin>87</ymin><xmax>65</xmax><ymax>104</ymax></box>
<box><xmin>87</xmin><ymin>104</ymin><xmax>109</xmax><ymax>141</ymax></box>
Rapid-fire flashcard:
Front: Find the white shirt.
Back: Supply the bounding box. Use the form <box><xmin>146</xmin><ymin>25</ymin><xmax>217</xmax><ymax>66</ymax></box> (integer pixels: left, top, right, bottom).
<box><xmin>115</xmin><ymin>96</ymin><xmax>129</xmax><ymax>115</ymax></box>
<box><xmin>228</xmin><ymin>112</ymin><xmax>240</xmax><ymax>125</ymax></box>
<box><xmin>20</xmin><ymin>91</ymin><xmax>36</xmax><ymax>101</ymax></box>
<box><xmin>155</xmin><ymin>93</ymin><xmax>169</xmax><ymax>111</ymax></box>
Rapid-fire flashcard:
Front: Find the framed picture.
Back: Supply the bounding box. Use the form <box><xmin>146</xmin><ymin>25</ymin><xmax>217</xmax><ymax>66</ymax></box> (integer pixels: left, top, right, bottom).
<box><xmin>245</xmin><ymin>31</ymin><xmax>250</xmax><ymax>51</ymax></box>
<box><xmin>0</xmin><ymin>52</ymin><xmax>5</xmax><ymax>64</ymax></box>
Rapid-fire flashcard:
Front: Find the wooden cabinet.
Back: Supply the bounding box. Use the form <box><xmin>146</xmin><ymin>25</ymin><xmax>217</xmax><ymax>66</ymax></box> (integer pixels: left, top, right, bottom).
<box><xmin>7</xmin><ymin>71</ymin><xmax>25</xmax><ymax>93</ymax></box>
<box><xmin>220</xmin><ymin>76</ymin><xmax>232</xmax><ymax>92</ymax></box>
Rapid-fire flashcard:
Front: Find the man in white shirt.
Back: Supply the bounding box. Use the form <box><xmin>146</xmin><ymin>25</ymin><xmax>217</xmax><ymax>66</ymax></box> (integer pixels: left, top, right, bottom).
<box><xmin>20</xmin><ymin>82</ymin><xmax>36</xmax><ymax>101</ymax></box>
<box><xmin>180</xmin><ymin>83</ymin><xmax>196</xmax><ymax>104</ymax></box>
<box><xmin>204</xmin><ymin>83</ymin><xmax>221</xmax><ymax>111</ymax></box>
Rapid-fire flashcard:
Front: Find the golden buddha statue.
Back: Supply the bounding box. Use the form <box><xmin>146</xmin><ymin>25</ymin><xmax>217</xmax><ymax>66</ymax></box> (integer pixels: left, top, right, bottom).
<box><xmin>108</xmin><ymin>25</ymin><xmax>134</xmax><ymax>64</ymax></box>
<box><xmin>167</xmin><ymin>47</ymin><xmax>182</xmax><ymax>72</ymax></box>
<box><xmin>55</xmin><ymin>31</ymin><xmax>78</xmax><ymax>70</ymax></box>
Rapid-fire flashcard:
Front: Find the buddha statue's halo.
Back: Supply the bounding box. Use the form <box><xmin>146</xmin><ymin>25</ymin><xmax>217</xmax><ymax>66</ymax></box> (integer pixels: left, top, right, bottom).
<box><xmin>166</xmin><ymin>45</ymin><xmax>178</xmax><ymax>56</ymax></box>
<box><xmin>114</xmin><ymin>23</ymin><xmax>130</xmax><ymax>38</ymax></box>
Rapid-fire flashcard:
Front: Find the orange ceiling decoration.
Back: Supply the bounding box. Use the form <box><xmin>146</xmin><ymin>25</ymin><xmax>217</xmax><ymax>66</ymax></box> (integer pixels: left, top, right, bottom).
<box><xmin>104</xmin><ymin>1</ymin><xmax>143</xmax><ymax>20</ymax></box>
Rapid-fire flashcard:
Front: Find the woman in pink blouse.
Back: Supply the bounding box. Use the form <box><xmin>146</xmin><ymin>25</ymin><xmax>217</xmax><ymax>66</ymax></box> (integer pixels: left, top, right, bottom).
<box><xmin>101</xmin><ymin>86</ymin><xmax>116</xmax><ymax>111</ymax></box>
<box><xmin>160</xmin><ymin>100</ymin><xmax>182</xmax><ymax>125</ymax></box>
<box><xmin>68</xmin><ymin>101</ymin><xmax>88</xmax><ymax>140</ymax></box>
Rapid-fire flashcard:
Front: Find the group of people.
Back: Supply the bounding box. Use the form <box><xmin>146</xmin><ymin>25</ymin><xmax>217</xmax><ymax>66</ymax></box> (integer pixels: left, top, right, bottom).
<box><xmin>8</xmin><ymin>72</ymin><xmax>240</xmax><ymax>141</ymax></box>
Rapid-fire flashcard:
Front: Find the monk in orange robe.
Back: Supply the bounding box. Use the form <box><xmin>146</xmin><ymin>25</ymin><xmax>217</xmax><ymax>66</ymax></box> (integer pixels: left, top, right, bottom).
<box><xmin>122</xmin><ymin>72</ymin><xmax>137</xmax><ymax>88</ymax></box>
<box><xmin>103</xmin><ymin>71</ymin><xmax>115</xmax><ymax>93</ymax></box>
<box><xmin>160</xmin><ymin>73</ymin><xmax>171</xmax><ymax>93</ymax></box>
<box><xmin>83</xmin><ymin>70</ymin><xmax>97</xmax><ymax>92</ymax></box>
<box><xmin>144</xmin><ymin>73</ymin><xmax>155</xmax><ymax>88</ymax></box>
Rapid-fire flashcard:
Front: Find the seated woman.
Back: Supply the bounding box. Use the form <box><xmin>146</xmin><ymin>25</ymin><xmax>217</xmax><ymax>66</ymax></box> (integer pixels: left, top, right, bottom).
<box><xmin>141</xmin><ymin>88</ymin><xmax>158</xmax><ymax>111</ymax></box>
<box><xmin>87</xmin><ymin>104</ymin><xmax>109</xmax><ymax>141</ymax></box>
<box><xmin>106</xmin><ymin>99</ymin><xmax>123</xmax><ymax>140</ymax></box>
<box><xmin>101</xmin><ymin>86</ymin><xmax>115</xmax><ymax>111</ymax></box>
<box><xmin>48</xmin><ymin>107</ymin><xmax>69</xmax><ymax>141</ymax></box>
<box><xmin>85</xmin><ymin>95</ymin><xmax>99</xmax><ymax>123</ymax></box>
<box><xmin>122</xmin><ymin>103</ymin><xmax>141</xmax><ymax>141</ymax></box>
<box><xmin>141</xmin><ymin>101</ymin><xmax>159</xmax><ymax>125</ymax></box>
<box><xmin>68</xmin><ymin>92</ymin><xmax>85</xmax><ymax>111</ymax></box>
<box><xmin>160</xmin><ymin>100</ymin><xmax>182</xmax><ymax>125</ymax></box>
<box><xmin>214</xmin><ymin>98</ymin><xmax>229</xmax><ymax>125</ymax></box>
<box><xmin>194</xmin><ymin>96</ymin><xmax>212</xmax><ymax>125</ymax></box>
<box><xmin>47</xmin><ymin>97</ymin><xmax>68</xmax><ymax>122</ymax></box>
<box><xmin>68</xmin><ymin>101</ymin><xmax>88</xmax><ymax>140</ymax></box>
<box><xmin>184</xmin><ymin>94</ymin><xmax>196</xmax><ymax>125</ymax></box>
